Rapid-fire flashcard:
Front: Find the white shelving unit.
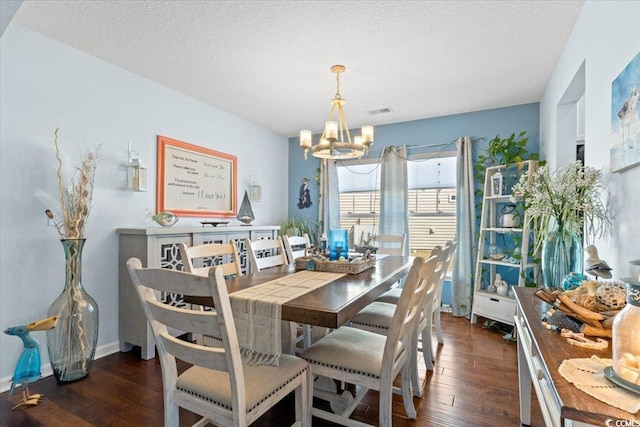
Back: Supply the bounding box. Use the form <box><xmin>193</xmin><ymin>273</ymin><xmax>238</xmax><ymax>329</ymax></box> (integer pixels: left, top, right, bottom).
<box><xmin>471</xmin><ymin>160</ymin><xmax>539</xmax><ymax>326</ymax></box>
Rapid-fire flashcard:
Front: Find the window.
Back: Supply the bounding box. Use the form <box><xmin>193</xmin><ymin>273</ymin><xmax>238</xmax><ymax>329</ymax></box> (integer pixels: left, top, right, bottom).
<box><xmin>337</xmin><ymin>153</ymin><xmax>456</xmax><ymax>256</ymax></box>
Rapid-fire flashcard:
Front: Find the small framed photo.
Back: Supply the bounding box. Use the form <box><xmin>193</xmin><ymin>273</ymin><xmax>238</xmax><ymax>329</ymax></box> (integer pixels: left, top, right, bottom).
<box><xmin>491</xmin><ymin>171</ymin><xmax>503</xmax><ymax>196</ymax></box>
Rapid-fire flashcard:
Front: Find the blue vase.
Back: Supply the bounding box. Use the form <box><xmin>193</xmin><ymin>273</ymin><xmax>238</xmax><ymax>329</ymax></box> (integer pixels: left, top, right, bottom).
<box><xmin>541</xmin><ymin>224</ymin><xmax>583</xmax><ymax>290</ymax></box>
<box><xmin>329</xmin><ymin>229</ymin><xmax>348</xmax><ymax>261</ymax></box>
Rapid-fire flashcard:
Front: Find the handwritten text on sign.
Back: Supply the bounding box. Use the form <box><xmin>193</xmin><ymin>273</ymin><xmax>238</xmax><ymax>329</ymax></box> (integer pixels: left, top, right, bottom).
<box><xmin>163</xmin><ymin>144</ymin><xmax>233</xmax><ymax>212</ymax></box>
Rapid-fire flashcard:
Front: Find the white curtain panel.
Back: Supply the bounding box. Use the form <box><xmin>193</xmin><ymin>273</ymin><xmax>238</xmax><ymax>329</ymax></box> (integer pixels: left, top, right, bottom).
<box><xmin>319</xmin><ymin>159</ymin><xmax>341</xmax><ymax>235</ymax></box>
<box><xmin>379</xmin><ymin>146</ymin><xmax>410</xmax><ymax>256</ymax></box>
<box><xmin>452</xmin><ymin>136</ymin><xmax>476</xmax><ymax>317</ymax></box>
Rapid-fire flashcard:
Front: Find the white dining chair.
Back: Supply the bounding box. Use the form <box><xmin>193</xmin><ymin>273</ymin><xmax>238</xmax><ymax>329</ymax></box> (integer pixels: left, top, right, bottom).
<box><xmin>245</xmin><ymin>236</ymin><xmax>288</xmax><ymax>272</ymax></box>
<box><xmin>349</xmin><ymin>253</ymin><xmax>440</xmax><ymax>398</ymax></box>
<box><xmin>179</xmin><ymin>241</ymin><xmax>243</xmax><ymax>345</ymax></box>
<box><xmin>126</xmin><ymin>259</ymin><xmax>312</xmax><ymax>427</ymax></box>
<box><xmin>282</xmin><ymin>233</ymin><xmax>314</xmax><ymax>349</ymax></box>
<box><xmin>301</xmin><ymin>256</ymin><xmax>436</xmax><ymax>427</ymax></box>
<box><xmin>245</xmin><ymin>236</ymin><xmax>306</xmax><ymax>354</ymax></box>
<box><xmin>375</xmin><ymin>240</ymin><xmax>457</xmax><ymax>374</ymax></box>
<box><xmin>373</xmin><ymin>233</ymin><xmax>407</xmax><ymax>256</ymax></box>
<box><xmin>282</xmin><ymin>234</ymin><xmax>311</xmax><ymax>265</ymax></box>
<box><xmin>179</xmin><ymin>241</ymin><xmax>242</xmax><ymax>278</ymax></box>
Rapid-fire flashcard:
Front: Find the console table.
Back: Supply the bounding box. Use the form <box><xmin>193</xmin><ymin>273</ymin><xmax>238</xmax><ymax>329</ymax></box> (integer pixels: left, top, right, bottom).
<box><xmin>117</xmin><ymin>225</ymin><xmax>280</xmax><ymax>359</ymax></box>
<box><xmin>514</xmin><ymin>287</ymin><xmax>639</xmax><ymax>426</ymax></box>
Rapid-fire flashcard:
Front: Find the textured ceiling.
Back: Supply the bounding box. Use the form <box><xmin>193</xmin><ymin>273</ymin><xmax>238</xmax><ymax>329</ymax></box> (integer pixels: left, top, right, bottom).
<box><xmin>13</xmin><ymin>0</ymin><xmax>584</xmax><ymax>137</ymax></box>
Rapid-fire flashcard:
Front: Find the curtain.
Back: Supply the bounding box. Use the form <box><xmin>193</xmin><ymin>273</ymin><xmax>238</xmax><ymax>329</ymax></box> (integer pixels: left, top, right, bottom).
<box><xmin>451</xmin><ymin>136</ymin><xmax>476</xmax><ymax>317</ymax></box>
<box><xmin>318</xmin><ymin>159</ymin><xmax>340</xmax><ymax>236</ymax></box>
<box><xmin>379</xmin><ymin>146</ymin><xmax>409</xmax><ymax>256</ymax></box>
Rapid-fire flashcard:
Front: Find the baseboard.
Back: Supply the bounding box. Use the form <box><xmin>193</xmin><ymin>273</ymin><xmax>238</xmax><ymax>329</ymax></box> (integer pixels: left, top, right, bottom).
<box><xmin>0</xmin><ymin>341</ymin><xmax>121</xmax><ymax>393</ymax></box>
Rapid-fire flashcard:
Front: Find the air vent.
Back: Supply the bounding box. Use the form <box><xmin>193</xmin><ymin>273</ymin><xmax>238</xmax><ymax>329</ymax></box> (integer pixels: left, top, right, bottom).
<box><xmin>367</xmin><ymin>107</ymin><xmax>393</xmax><ymax>115</ymax></box>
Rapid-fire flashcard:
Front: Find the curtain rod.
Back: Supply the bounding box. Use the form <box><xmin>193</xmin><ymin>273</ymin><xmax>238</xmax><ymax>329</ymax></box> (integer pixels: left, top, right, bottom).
<box><xmin>406</xmin><ymin>136</ymin><xmax>484</xmax><ymax>150</ymax></box>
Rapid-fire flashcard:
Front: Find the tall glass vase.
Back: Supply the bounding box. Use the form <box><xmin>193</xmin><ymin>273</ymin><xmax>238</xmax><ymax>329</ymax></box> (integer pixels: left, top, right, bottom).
<box><xmin>47</xmin><ymin>239</ymin><xmax>99</xmax><ymax>383</ymax></box>
<box><xmin>541</xmin><ymin>224</ymin><xmax>583</xmax><ymax>290</ymax></box>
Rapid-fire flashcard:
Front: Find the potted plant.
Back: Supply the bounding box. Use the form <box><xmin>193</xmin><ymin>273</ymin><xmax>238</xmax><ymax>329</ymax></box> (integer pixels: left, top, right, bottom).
<box><xmin>279</xmin><ymin>215</ymin><xmax>318</xmax><ymax>245</ymax></box>
<box><xmin>474</xmin><ymin>131</ymin><xmax>541</xmax><ymax>188</ymax></box>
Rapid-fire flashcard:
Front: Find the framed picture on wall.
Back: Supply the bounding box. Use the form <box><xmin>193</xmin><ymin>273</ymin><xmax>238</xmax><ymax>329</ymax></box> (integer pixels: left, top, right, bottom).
<box><xmin>610</xmin><ymin>51</ymin><xmax>640</xmax><ymax>173</ymax></box>
<box><xmin>157</xmin><ymin>135</ymin><xmax>237</xmax><ymax>217</ymax></box>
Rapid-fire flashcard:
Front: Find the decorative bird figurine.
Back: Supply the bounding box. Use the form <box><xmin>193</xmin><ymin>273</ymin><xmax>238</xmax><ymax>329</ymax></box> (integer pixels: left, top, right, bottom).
<box><xmin>3</xmin><ymin>316</ymin><xmax>58</xmax><ymax>409</ymax></box>
<box><xmin>584</xmin><ymin>245</ymin><xmax>613</xmax><ymax>279</ymax></box>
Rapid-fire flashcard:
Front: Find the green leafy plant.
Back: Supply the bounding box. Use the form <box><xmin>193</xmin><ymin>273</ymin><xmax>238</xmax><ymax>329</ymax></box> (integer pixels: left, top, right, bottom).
<box><xmin>279</xmin><ymin>215</ymin><xmax>318</xmax><ymax>245</ymax></box>
<box><xmin>474</xmin><ymin>131</ymin><xmax>540</xmax><ymax>186</ymax></box>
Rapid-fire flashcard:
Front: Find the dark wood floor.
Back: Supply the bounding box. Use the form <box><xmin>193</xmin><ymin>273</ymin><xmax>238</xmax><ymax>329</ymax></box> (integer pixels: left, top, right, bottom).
<box><xmin>1</xmin><ymin>313</ymin><xmax>544</xmax><ymax>426</ymax></box>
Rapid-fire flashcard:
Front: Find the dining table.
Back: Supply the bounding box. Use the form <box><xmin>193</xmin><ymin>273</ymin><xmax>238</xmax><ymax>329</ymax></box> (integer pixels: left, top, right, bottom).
<box><xmin>183</xmin><ymin>255</ymin><xmax>413</xmax><ymax>329</ymax></box>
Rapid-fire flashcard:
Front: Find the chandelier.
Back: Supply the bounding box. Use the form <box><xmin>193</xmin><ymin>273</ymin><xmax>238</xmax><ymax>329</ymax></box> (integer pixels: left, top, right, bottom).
<box><xmin>300</xmin><ymin>65</ymin><xmax>374</xmax><ymax>160</ymax></box>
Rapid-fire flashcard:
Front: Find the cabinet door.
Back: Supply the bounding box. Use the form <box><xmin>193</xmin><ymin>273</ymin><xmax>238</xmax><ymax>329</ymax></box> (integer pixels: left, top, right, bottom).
<box><xmin>155</xmin><ymin>235</ymin><xmax>191</xmax><ymax>307</ymax></box>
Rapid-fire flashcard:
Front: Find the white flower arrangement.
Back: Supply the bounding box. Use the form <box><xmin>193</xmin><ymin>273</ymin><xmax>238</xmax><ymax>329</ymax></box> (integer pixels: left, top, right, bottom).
<box><xmin>511</xmin><ymin>160</ymin><xmax>610</xmax><ymax>252</ymax></box>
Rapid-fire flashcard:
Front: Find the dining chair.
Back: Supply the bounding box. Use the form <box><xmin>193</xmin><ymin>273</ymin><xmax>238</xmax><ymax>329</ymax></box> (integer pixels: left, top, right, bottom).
<box><xmin>245</xmin><ymin>236</ymin><xmax>288</xmax><ymax>272</ymax></box>
<box><xmin>245</xmin><ymin>236</ymin><xmax>305</xmax><ymax>354</ymax></box>
<box><xmin>376</xmin><ymin>240</ymin><xmax>457</xmax><ymax>374</ymax></box>
<box><xmin>179</xmin><ymin>241</ymin><xmax>242</xmax><ymax>278</ymax></box>
<box><xmin>179</xmin><ymin>241</ymin><xmax>243</xmax><ymax>345</ymax></box>
<box><xmin>126</xmin><ymin>258</ymin><xmax>312</xmax><ymax>427</ymax></box>
<box><xmin>300</xmin><ymin>256</ymin><xmax>436</xmax><ymax>427</ymax></box>
<box><xmin>282</xmin><ymin>233</ymin><xmax>314</xmax><ymax>349</ymax></box>
<box><xmin>349</xmin><ymin>253</ymin><xmax>440</xmax><ymax>398</ymax></box>
<box><xmin>373</xmin><ymin>233</ymin><xmax>407</xmax><ymax>256</ymax></box>
<box><xmin>282</xmin><ymin>234</ymin><xmax>311</xmax><ymax>265</ymax></box>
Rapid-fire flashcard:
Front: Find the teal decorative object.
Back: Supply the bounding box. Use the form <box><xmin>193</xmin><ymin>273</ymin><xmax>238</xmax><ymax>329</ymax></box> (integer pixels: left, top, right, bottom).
<box><xmin>541</xmin><ymin>223</ymin><xmax>583</xmax><ymax>290</ymax></box>
<box><xmin>3</xmin><ymin>316</ymin><xmax>58</xmax><ymax>409</ymax></box>
<box><xmin>47</xmin><ymin>239</ymin><xmax>99</xmax><ymax>383</ymax></box>
<box><xmin>561</xmin><ymin>272</ymin><xmax>588</xmax><ymax>291</ymax></box>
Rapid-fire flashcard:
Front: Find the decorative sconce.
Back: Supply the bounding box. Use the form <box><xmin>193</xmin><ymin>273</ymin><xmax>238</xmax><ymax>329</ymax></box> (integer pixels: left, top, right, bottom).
<box><xmin>127</xmin><ymin>143</ymin><xmax>148</xmax><ymax>192</ymax></box>
<box><xmin>249</xmin><ymin>171</ymin><xmax>262</xmax><ymax>202</ymax></box>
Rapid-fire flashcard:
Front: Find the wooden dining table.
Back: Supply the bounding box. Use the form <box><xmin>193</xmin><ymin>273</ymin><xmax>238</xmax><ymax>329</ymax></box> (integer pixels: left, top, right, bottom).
<box><xmin>184</xmin><ymin>255</ymin><xmax>413</xmax><ymax>329</ymax></box>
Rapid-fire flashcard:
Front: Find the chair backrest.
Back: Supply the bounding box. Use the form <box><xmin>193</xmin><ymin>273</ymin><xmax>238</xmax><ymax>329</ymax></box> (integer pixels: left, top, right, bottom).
<box><xmin>245</xmin><ymin>236</ymin><xmax>288</xmax><ymax>272</ymax></box>
<box><xmin>126</xmin><ymin>259</ymin><xmax>246</xmax><ymax>416</ymax></box>
<box><xmin>374</xmin><ymin>233</ymin><xmax>407</xmax><ymax>256</ymax></box>
<box><xmin>178</xmin><ymin>241</ymin><xmax>242</xmax><ymax>278</ymax></box>
<box><xmin>383</xmin><ymin>255</ymin><xmax>438</xmax><ymax>366</ymax></box>
<box><xmin>431</xmin><ymin>240</ymin><xmax>458</xmax><ymax>310</ymax></box>
<box><xmin>282</xmin><ymin>234</ymin><xmax>311</xmax><ymax>264</ymax></box>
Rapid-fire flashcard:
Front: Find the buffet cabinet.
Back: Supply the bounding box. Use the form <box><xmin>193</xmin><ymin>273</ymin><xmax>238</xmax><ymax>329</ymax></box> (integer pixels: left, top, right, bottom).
<box><xmin>118</xmin><ymin>225</ymin><xmax>280</xmax><ymax>359</ymax></box>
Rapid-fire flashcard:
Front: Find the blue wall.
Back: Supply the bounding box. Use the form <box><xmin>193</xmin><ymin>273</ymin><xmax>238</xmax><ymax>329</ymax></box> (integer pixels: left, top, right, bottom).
<box><xmin>288</xmin><ymin>102</ymin><xmax>541</xmax><ymax>225</ymax></box>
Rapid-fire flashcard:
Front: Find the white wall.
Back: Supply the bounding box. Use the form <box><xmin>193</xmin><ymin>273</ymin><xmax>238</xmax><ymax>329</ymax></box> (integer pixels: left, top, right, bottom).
<box><xmin>539</xmin><ymin>1</ymin><xmax>640</xmax><ymax>280</ymax></box>
<box><xmin>0</xmin><ymin>25</ymin><xmax>288</xmax><ymax>388</ymax></box>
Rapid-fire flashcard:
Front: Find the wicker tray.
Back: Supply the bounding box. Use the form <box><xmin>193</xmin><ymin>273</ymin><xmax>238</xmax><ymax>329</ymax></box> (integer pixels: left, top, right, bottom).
<box><xmin>295</xmin><ymin>255</ymin><xmax>376</xmax><ymax>275</ymax></box>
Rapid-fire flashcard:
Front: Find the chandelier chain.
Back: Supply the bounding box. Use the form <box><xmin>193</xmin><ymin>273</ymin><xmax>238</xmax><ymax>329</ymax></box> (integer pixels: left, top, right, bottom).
<box><xmin>335</xmin><ymin>70</ymin><xmax>342</xmax><ymax>99</ymax></box>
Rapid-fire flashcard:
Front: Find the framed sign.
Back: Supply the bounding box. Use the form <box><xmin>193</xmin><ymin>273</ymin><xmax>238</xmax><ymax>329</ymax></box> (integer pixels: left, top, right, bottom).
<box><xmin>157</xmin><ymin>135</ymin><xmax>237</xmax><ymax>217</ymax></box>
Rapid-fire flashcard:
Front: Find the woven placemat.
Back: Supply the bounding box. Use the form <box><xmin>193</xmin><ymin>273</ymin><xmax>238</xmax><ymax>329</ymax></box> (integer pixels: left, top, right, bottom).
<box><xmin>558</xmin><ymin>356</ymin><xmax>640</xmax><ymax>414</ymax></box>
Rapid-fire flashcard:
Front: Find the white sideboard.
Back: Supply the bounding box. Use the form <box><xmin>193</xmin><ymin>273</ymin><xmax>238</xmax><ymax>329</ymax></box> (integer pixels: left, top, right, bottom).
<box><xmin>118</xmin><ymin>225</ymin><xmax>280</xmax><ymax>359</ymax></box>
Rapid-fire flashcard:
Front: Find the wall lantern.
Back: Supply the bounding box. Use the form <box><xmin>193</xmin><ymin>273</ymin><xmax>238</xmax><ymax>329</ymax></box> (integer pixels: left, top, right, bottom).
<box><xmin>127</xmin><ymin>143</ymin><xmax>148</xmax><ymax>192</ymax></box>
<box><xmin>249</xmin><ymin>171</ymin><xmax>262</xmax><ymax>202</ymax></box>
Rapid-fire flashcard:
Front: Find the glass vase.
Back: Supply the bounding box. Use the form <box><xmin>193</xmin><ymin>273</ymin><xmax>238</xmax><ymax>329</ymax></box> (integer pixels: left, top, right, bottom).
<box><xmin>541</xmin><ymin>224</ymin><xmax>583</xmax><ymax>290</ymax></box>
<box><xmin>47</xmin><ymin>239</ymin><xmax>99</xmax><ymax>383</ymax></box>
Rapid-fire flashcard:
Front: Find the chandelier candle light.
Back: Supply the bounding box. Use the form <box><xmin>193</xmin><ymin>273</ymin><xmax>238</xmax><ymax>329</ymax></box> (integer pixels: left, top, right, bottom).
<box><xmin>300</xmin><ymin>65</ymin><xmax>374</xmax><ymax>160</ymax></box>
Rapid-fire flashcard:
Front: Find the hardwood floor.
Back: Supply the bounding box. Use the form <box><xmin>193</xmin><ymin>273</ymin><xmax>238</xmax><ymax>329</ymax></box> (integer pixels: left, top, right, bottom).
<box><xmin>1</xmin><ymin>313</ymin><xmax>544</xmax><ymax>426</ymax></box>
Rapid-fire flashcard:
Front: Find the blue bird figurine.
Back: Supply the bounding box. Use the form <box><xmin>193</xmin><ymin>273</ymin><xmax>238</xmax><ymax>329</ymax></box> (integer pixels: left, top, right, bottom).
<box><xmin>3</xmin><ymin>316</ymin><xmax>58</xmax><ymax>409</ymax></box>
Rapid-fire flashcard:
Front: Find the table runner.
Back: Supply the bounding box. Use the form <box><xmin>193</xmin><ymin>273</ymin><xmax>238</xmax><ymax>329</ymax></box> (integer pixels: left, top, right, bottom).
<box><xmin>230</xmin><ymin>270</ymin><xmax>345</xmax><ymax>365</ymax></box>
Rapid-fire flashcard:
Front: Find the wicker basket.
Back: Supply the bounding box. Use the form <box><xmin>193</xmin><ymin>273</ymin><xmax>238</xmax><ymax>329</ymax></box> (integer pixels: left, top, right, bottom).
<box><xmin>295</xmin><ymin>254</ymin><xmax>376</xmax><ymax>275</ymax></box>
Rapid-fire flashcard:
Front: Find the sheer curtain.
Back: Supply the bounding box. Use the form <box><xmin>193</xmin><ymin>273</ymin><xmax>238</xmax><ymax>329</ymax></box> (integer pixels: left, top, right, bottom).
<box><xmin>318</xmin><ymin>159</ymin><xmax>340</xmax><ymax>236</ymax></box>
<box><xmin>379</xmin><ymin>146</ymin><xmax>409</xmax><ymax>256</ymax></box>
<box><xmin>451</xmin><ymin>136</ymin><xmax>476</xmax><ymax>317</ymax></box>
